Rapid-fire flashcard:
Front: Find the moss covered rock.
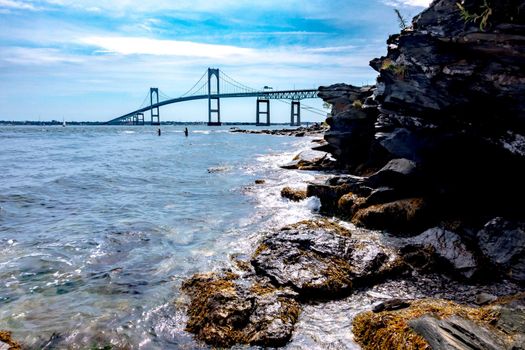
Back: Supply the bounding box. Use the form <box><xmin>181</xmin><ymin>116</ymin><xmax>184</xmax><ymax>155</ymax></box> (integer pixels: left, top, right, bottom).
<box><xmin>0</xmin><ymin>331</ymin><xmax>21</xmax><ymax>350</ymax></box>
<box><xmin>352</xmin><ymin>197</ymin><xmax>430</xmax><ymax>235</ymax></box>
<box><xmin>181</xmin><ymin>272</ymin><xmax>300</xmax><ymax>348</ymax></box>
<box><xmin>280</xmin><ymin>187</ymin><xmax>307</xmax><ymax>202</ymax></box>
<box><xmin>353</xmin><ymin>295</ymin><xmax>525</xmax><ymax>350</ymax></box>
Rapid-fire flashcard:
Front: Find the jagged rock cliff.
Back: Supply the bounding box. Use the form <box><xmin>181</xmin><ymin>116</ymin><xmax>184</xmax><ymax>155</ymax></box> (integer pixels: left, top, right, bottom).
<box><xmin>316</xmin><ymin>0</ymin><xmax>525</xmax><ymax>281</ymax></box>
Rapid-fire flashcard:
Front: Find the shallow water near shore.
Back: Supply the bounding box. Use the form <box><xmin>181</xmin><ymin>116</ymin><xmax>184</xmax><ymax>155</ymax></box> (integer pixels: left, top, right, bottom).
<box><xmin>1</xmin><ymin>125</ymin><xmax>521</xmax><ymax>349</ymax></box>
<box><xmin>0</xmin><ymin>124</ymin><xmax>322</xmax><ymax>348</ymax></box>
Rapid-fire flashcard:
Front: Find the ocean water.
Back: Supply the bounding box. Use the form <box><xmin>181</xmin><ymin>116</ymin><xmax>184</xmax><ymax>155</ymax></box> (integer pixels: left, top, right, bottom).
<box><xmin>2</xmin><ymin>125</ymin><xmax>521</xmax><ymax>349</ymax></box>
<box><xmin>0</xmin><ymin>125</ymin><xmax>324</xmax><ymax>349</ymax></box>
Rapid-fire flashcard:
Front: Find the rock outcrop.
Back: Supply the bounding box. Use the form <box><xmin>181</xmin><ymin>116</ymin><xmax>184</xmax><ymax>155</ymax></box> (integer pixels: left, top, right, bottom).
<box><xmin>353</xmin><ymin>294</ymin><xmax>525</xmax><ymax>350</ymax></box>
<box><xmin>317</xmin><ymin>0</ymin><xmax>525</xmax><ymax>222</ymax></box>
<box><xmin>313</xmin><ymin>0</ymin><xmax>525</xmax><ymax>279</ymax></box>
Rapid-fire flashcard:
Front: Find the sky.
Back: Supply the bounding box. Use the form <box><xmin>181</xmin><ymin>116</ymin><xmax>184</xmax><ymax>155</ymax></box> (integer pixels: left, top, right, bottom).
<box><xmin>0</xmin><ymin>0</ymin><xmax>431</xmax><ymax>123</ymax></box>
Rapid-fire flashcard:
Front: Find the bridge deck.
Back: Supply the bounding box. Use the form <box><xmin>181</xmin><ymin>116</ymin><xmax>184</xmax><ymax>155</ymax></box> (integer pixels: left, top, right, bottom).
<box><xmin>107</xmin><ymin>89</ymin><xmax>318</xmax><ymax>125</ymax></box>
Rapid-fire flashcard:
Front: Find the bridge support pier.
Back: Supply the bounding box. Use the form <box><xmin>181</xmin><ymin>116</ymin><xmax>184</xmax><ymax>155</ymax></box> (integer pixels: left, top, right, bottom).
<box><xmin>136</xmin><ymin>113</ymin><xmax>144</xmax><ymax>125</ymax></box>
<box><xmin>290</xmin><ymin>100</ymin><xmax>301</xmax><ymax>126</ymax></box>
<box><xmin>207</xmin><ymin>68</ymin><xmax>222</xmax><ymax>126</ymax></box>
<box><xmin>256</xmin><ymin>99</ymin><xmax>270</xmax><ymax>126</ymax></box>
<box><xmin>150</xmin><ymin>88</ymin><xmax>160</xmax><ymax>125</ymax></box>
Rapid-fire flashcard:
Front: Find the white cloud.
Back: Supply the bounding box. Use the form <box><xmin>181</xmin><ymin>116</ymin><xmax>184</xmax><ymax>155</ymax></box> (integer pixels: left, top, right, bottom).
<box><xmin>0</xmin><ymin>47</ymin><xmax>84</xmax><ymax>65</ymax></box>
<box><xmin>0</xmin><ymin>0</ymin><xmax>38</xmax><ymax>10</ymax></box>
<box><xmin>383</xmin><ymin>0</ymin><xmax>431</xmax><ymax>7</ymax></box>
<box><xmin>80</xmin><ymin>36</ymin><xmax>255</xmax><ymax>59</ymax></box>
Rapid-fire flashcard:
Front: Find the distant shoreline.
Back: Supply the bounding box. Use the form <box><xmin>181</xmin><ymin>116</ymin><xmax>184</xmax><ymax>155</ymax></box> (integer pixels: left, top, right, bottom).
<box><xmin>0</xmin><ymin>121</ymin><xmax>310</xmax><ymax>126</ymax></box>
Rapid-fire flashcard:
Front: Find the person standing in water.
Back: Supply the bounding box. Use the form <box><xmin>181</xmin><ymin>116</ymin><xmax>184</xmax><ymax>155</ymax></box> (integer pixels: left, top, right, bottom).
<box><xmin>157</xmin><ymin>128</ymin><xmax>161</xmax><ymax>136</ymax></box>
<box><xmin>184</xmin><ymin>127</ymin><xmax>189</xmax><ymax>137</ymax></box>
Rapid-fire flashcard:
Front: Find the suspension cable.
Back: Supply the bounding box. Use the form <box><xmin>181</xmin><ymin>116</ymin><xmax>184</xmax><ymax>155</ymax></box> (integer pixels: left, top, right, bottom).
<box><xmin>180</xmin><ymin>70</ymin><xmax>208</xmax><ymax>97</ymax></box>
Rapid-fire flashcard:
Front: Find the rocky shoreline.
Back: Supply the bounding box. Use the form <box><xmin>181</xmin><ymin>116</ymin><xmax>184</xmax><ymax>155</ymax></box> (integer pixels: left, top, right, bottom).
<box><xmin>180</xmin><ymin>0</ymin><xmax>524</xmax><ymax>348</ymax></box>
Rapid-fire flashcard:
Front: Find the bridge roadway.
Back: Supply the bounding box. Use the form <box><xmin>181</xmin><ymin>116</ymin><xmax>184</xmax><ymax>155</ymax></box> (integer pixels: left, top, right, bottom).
<box><xmin>107</xmin><ymin>89</ymin><xmax>318</xmax><ymax>125</ymax></box>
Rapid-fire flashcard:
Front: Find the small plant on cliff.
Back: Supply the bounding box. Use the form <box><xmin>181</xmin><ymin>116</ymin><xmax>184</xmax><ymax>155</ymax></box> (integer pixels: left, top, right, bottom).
<box><xmin>380</xmin><ymin>59</ymin><xmax>407</xmax><ymax>80</ymax></box>
<box><xmin>394</xmin><ymin>9</ymin><xmax>409</xmax><ymax>30</ymax></box>
<box><xmin>352</xmin><ymin>100</ymin><xmax>363</xmax><ymax>109</ymax></box>
<box><xmin>457</xmin><ymin>0</ymin><xmax>493</xmax><ymax>31</ymax></box>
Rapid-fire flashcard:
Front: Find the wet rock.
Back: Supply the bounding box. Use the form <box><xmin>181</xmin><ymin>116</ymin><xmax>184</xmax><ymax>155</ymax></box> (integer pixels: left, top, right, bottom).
<box><xmin>0</xmin><ymin>331</ymin><xmax>21</xmax><ymax>350</ymax></box>
<box><xmin>409</xmin><ymin>315</ymin><xmax>506</xmax><ymax>350</ymax></box>
<box><xmin>406</xmin><ymin>227</ymin><xmax>479</xmax><ymax>279</ymax></box>
<box><xmin>280</xmin><ymin>150</ymin><xmax>335</xmax><ymax>170</ymax></box>
<box><xmin>368</xmin><ymin>158</ymin><xmax>418</xmax><ymax>189</ymax></box>
<box><xmin>353</xmin><ymin>298</ymin><xmax>508</xmax><ymax>350</ymax></box>
<box><xmin>351</xmin><ymin>197</ymin><xmax>430</xmax><ymax>235</ymax></box>
<box><xmin>372</xmin><ymin>299</ymin><xmax>410</xmax><ymax>313</ymax></box>
<box><xmin>280</xmin><ymin>187</ymin><xmax>307</xmax><ymax>202</ymax></box>
<box><xmin>477</xmin><ymin>217</ymin><xmax>525</xmax><ymax>282</ymax></box>
<box><xmin>181</xmin><ymin>272</ymin><xmax>300</xmax><ymax>348</ymax></box>
<box><xmin>231</xmin><ymin>123</ymin><xmax>327</xmax><ymax>137</ymax></box>
<box><xmin>475</xmin><ymin>292</ymin><xmax>497</xmax><ymax>306</ymax></box>
<box><xmin>337</xmin><ymin>192</ymin><xmax>367</xmax><ymax>219</ymax></box>
<box><xmin>364</xmin><ymin>187</ymin><xmax>403</xmax><ymax>206</ymax></box>
<box><xmin>251</xmin><ymin>220</ymin><xmax>401</xmax><ymax>298</ymax></box>
<box><xmin>307</xmin><ymin>176</ymin><xmax>369</xmax><ymax>214</ymax></box>
<box><xmin>255</xmin><ymin>179</ymin><xmax>266</xmax><ymax>185</ymax></box>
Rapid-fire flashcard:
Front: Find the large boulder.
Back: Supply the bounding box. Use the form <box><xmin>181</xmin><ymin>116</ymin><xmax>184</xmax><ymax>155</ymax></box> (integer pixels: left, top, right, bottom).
<box><xmin>403</xmin><ymin>227</ymin><xmax>479</xmax><ymax>279</ymax></box>
<box><xmin>251</xmin><ymin>220</ymin><xmax>402</xmax><ymax>298</ymax></box>
<box><xmin>181</xmin><ymin>272</ymin><xmax>300</xmax><ymax>348</ymax></box>
<box><xmin>351</xmin><ymin>197</ymin><xmax>431</xmax><ymax>235</ymax></box>
<box><xmin>477</xmin><ymin>217</ymin><xmax>525</xmax><ymax>282</ymax></box>
<box><xmin>368</xmin><ymin>158</ymin><xmax>419</xmax><ymax>189</ymax></box>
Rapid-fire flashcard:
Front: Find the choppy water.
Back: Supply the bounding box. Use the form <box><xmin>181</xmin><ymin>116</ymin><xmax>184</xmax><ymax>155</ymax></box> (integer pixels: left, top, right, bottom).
<box><xmin>1</xmin><ymin>125</ymin><xmax>520</xmax><ymax>350</ymax></box>
<box><xmin>0</xmin><ymin>125</ymin><xmax>324</xmax><ymax>348</ymax></box>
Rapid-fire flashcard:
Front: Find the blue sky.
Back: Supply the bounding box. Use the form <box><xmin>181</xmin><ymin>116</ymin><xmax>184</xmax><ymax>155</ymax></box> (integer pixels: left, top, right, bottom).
<box><xmin>0</xmin><ymin>0</ymin><xmax>430</xmax><ymax>122</ymax></box>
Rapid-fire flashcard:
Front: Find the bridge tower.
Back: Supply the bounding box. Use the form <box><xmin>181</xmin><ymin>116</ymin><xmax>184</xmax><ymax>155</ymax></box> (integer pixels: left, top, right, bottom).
<box><xmin>290</xmin><ymin>100</ymin><xmax>301</xmax><ymax>126</ymax></box>
<box><xmin>207</xmin><ymin>68</ymin><xmax>221</xmax><ymax>126</ymax></box>
<box><xmin>150</xmin><ymin>88</ymin><xmax>160</xmax><ymax>125</ymax></box>
<box><xmin>256</xmin><ymin>98</ymin><xmax>270</xmax><ymax>126</ymax></box>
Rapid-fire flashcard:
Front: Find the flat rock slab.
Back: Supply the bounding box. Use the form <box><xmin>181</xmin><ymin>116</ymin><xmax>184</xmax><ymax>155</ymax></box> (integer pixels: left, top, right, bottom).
<box><xmin>251</xmin><ymin>220</ymin><xmax>401</xmax><ymax>298</ymax></box>
<box><xmin>409</xmin><ymin>315</ymin><xmax>506</xmax><ymax>350</ymax></box>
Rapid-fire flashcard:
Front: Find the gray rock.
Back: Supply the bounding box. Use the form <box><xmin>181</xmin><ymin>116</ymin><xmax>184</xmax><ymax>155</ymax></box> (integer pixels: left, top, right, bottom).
<box><xmin>372</xmin><ymin>298</ymin><xmax>410</xmax><ymax>313</ymax></box>
<box><xmin>280</xmin><ymin>150</ymin><xmax>333</xmax><ymax>170</ymax></box>
<box><xmin>410</xmin><ymin>227</ymin><xmax>478</xmax><ymax>279</ymax></box>
<box><xmin>378</xmin><ymin>128</ymin><xmax>423</xmax><ymax>163</ymax></box>
<box><xmin>497</xmin><ymin>306</ymin><xmax>525</xmax><ymax>334</ymax></box>
<box><xmin>317</xmin><ymin>84</ymin><xmax>377</xmax><ymax>167</ymax></box>
<box><xmin>474</xmin><ymin>292</ymin><xmax>497</xmax><ymax>306</ymax></box>
<box><xmin>409</xmin><ymin>315</ymin><xmax>506</xmax><ymax>350</ymax></box>
<box><xmin>477</xmin><ymin>217</ymin><xmax>525</xmax><ymax>282</ymax></box>
<box><xmin>368</xmin><ymin>158</ymin><xmax>418</xmax><ymax>188</ymax></box>
<box><xmin>251</xmin><ymin>220</ymin><xmax>401</xmax><ymax>297</ymax></box>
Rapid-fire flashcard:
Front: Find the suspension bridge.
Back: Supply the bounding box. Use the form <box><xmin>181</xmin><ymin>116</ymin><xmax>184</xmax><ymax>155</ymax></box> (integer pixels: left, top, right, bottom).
<box><xmin>106</xmin><ymin>68</ymin><xmax>324</xmax><ymax>126</ymax></box>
